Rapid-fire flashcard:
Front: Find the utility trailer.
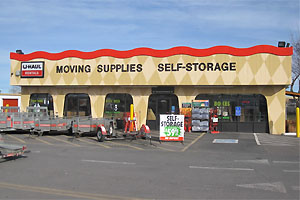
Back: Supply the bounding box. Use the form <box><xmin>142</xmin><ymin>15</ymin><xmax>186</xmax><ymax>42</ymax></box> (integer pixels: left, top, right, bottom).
<box><xmin>0</xmin><ymin>106</ymin><xmax>115</xmax><ymax>141</ymax></box>
<box><xmin>0</xmin><ymin>106</ymin><xmax>35</xmax><ymax>132</ymax></box>
<box><xmin>0</xmin><ymin>134</ymin><xmax>27</xmax><ymax>159</ymax></box>
<box><xmin>71</xmin><ymin>116</ymin><xmax>114</xmax><ymax>141</ymax></box>
<box><xmin>0</xmin><ymin>106</ymin><xmax>150</xmax><ymax>143</ymax></box>
<box><xmin>27</xmin><ymin>107</ymin><xmax>115</xmax><ymax>139</ymax></box>
<box><xmin>28</xmin><ymin>107</ymin><xmax>71</xmax><ymax>136</ymax></box>
<box><xmin>0</xmin><ymin>106</ymin><xmax>66</xmax><ymax>134</ymax></box>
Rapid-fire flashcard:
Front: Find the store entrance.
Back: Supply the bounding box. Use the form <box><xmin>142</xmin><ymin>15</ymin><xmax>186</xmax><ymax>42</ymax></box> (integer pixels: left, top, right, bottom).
<box><xmin>146</xmin><ymin>94</ymin><xmax>179</xmax><ymax>130</ymax></box>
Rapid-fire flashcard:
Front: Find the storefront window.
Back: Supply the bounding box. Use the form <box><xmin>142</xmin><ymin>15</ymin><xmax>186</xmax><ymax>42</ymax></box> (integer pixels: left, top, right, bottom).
<box><xmin>196</xmin><ymin>94</ymin><xmax>267</xmax><ymax>122</ymax></box>
<box><xmin>213</xmin><ymin>95</ymin><xmax>238</xmax><ymax>122</ymax></box>
<box><xmin>63</xmin><ymin>93</ymin><xmax>91</xmax><ymax>117</ymax></box>
<box><xmin>195</xmin><ymin>94</ymin><xmax>268</xmax><ymax>132</ymax></box>
<box><xmin>103</xmin><ymin>93</ymin><xmax>133</xmax><ymax>129</ymax></box>
<box><xmin>254</xmin><ymin>95</ymin><xmax>268</xmax><ymax>122</ymax></box>
<box><xmin>239</xmin><ymin>95</ymin><xmax>255</xmax><ymax>122</ymax></box>
<box><xmin>29</xmin><ymin>93</ymin><xmax>54</xmax><ymax>116</ymax></box>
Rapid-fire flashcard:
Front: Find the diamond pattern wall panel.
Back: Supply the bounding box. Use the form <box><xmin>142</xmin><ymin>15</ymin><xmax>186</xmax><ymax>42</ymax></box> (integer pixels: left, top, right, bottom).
<box><xmin>11</xmin><ymin>52</ymin><xmax>292</xmax><ymax>87</ymax></box>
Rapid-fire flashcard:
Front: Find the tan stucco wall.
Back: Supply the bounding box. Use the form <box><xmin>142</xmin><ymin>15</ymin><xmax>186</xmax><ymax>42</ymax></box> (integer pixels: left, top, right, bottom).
<box><xmin>11</xmin><ymin>54</ymin><xmax>291</xmax><ymax>86</ymax></box>
<box><xmin>21</xmin><ymin>85</ymin><xmax>286</xmax><ymax>135</ymax></box>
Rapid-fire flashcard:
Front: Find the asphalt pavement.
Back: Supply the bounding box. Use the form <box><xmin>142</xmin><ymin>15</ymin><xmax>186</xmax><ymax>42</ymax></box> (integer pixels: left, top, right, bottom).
<box><xmin>0</xmin><ymin>131</ymin><xmax>299</xmax><ymax>200</ymax></box>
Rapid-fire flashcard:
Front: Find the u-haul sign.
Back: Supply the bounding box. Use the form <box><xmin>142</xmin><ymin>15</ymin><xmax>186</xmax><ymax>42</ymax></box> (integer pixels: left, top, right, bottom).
<box><xmin>21</xmin><ymin>61</ymin><xmax>44</xmax><ymax>78</ymax></box>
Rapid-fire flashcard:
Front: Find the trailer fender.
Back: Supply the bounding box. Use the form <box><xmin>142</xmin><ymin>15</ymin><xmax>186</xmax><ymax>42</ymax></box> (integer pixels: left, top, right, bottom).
<box><xmin>97</xmin><ymin>125</ymin><xmax>107</xmax><ymax>135</ymax></box>
<box><xmin>140</xmin><ymin>124</ymin><xmax>150</xmax><ymax>134</ymax></box>
<box><xmin>139</xmin><ymin>124</ymin><xmax>150</xmax><ymax>139</ymax></box>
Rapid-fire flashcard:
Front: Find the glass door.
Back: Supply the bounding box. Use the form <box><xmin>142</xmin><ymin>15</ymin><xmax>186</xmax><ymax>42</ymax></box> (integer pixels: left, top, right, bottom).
<box><xmin>156</xmin><ymin>98</ymin><xmax>171</xmax><ymax>130</ymax></box>
<box><xmin>146</xmin><ymin>94</ymin><xmax>179</xmax><ymax>130</ymax></box>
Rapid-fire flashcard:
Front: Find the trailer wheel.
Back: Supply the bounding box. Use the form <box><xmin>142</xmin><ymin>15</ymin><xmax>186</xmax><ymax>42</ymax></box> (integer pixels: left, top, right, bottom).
<box><xmin>67</xmin><ymin>127</ymin><xmax>73</xmax><ymax>136</ymax></box>
<box><xmin>140</xmin><ymin>128</ymin><xmax>147</xmax><ymax>139</ymax></box>
<box><xmin>74</xmin><ymin>132</ymin><xmax>82</xmax><ymax>138</ymax></box>
<box><xmin>67</xmin><ymin>129</ymin><xmax>73</xmax><ymax>136</ymax></box>
<box><xmin>97</xmin><ymin>129</ymin><xmax>104</xmax><ymax>142</ymax></box>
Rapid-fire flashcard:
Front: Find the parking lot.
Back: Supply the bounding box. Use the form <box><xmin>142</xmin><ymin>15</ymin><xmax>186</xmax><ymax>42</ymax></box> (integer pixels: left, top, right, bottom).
<box><xmin>2</xmin><ymin>131</ymin><xmax>299</xmax><ymax>152</ymax></box>
<box><xmin>1</xmin><ymin>131</ymin><xmax>299</xmax><ymax>200</ymax></box>
<box><xmin>1</xmin><ymin>131</ymin><xmax>207</xmax><ymax>152</ymax></box>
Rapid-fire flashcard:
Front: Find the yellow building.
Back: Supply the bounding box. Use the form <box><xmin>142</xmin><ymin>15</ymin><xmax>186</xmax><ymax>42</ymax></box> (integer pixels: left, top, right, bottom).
<box><xmin>10</xmin><ymin>45</ymin><xmax>292</xmax><ymax>134</ymax></box>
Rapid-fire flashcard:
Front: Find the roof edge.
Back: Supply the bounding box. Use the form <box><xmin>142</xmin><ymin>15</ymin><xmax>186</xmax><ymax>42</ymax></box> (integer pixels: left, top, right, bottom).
<box><xmin>10</xmin><ymin>45</ymin><xmax>293</xmax><ymax>61</ymax></box>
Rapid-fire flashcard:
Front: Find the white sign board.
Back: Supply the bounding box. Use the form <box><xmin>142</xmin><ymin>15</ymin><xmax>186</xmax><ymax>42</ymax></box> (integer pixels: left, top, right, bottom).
<box><xmin>160</xmin><ymin>114</ymin><xmax>184</xmax><ymax>141</ymax></box>
<box><xmin>21</xmin><ymin>61</ymin><xmax>44</xmax><ymax>78</ymax></box>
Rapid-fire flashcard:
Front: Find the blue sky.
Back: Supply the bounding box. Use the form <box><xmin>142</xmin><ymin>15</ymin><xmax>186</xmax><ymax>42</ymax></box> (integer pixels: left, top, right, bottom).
<box><xmin>0</xmin><ymin>0</ymin><xmax>299</xmax><ymax>93</ymax></box>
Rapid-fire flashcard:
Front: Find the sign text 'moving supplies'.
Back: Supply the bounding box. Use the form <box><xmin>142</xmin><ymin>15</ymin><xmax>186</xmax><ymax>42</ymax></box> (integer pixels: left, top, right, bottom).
<box><xmin>55</xmin><ymin>62</ymin><xmax>237</xmax><ymax>74</ymax></box>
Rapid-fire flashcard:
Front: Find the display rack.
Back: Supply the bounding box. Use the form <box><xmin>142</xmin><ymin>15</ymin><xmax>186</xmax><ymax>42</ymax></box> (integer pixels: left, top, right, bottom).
<box><xmin>191</xmin><ymin>100</ymin><xmax>209</xmax><ymax>132</ymax></box>
<box><xmin>209</xmin><ymin>107</ymin><xmax>219</xmax><ymax>134</ymax></box>
<box><xmin>180</xmin><ymin>103</ymin><xmax>192</xmax><ymax>132</ymax></box>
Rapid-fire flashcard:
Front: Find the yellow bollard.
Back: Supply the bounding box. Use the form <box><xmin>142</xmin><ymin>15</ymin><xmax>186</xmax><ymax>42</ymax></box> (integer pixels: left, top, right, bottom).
<box><xmin>5</xmin><ymin>104</ymin><xmax>9</xmax><ymax>113</ymax></box>
<box><xmin>130</xmin><ymin>104</ymin><xmax>134</xmax><ymax>132</ymax></box>
<box><xmin>297</xmin><ymin>107</ymin><xmax>300</xmax><ymax>138</ymax></box>
<box><xmin>130</xmin><ymin>104</ymin><xmax>134</xmax><ymax>121</ymax></box>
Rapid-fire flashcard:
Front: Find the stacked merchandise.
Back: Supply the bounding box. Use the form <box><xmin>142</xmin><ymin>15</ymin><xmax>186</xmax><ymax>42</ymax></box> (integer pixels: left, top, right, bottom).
<box><xmin>180</xmin><ymin>103</ymin><xmax>192</xmax><ymax>132</ymax></box>
<box><xmin>192</xmin><ymin>100</ymin><xmax>209</xmax><ymax>132</ymax></box>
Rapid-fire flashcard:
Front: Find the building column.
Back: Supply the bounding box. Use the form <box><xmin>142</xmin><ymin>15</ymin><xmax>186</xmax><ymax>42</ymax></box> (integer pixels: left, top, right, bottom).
<box><xmin>131</xmin><ymin>88</ymin><xmax>151</xmax><ymax>129</ymax></box>
<box><xmin>264</xmin><ymin>87</ymin><xmax>286</xmax><ymax>135</ymax></box>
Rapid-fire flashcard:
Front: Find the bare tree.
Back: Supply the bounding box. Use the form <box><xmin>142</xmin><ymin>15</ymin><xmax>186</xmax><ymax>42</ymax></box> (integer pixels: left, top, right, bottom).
<box><xmin>290</xmin><ymin>33</ymin><xmax>300</xmax><ymax>93</ymax></box>
<box><xmin>9</xmin><ymin>86</ymin><xmax>21</xmax><ymax>94</ymax></box>
<box><xmin>288</xmin><ymin>33</ymin><xmax>300</xmax><ymax>109</ymax></box>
